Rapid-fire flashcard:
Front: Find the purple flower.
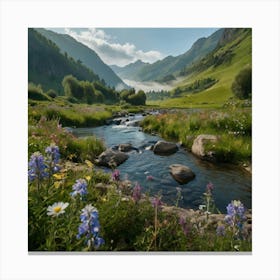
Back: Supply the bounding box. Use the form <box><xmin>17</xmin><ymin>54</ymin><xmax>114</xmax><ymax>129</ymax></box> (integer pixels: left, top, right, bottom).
<box><xmin>71</xmin><ymin>179</ymin><xmax>88</xmax><ymax>198</ymax></box>
<box><xmin>77</xmin><ymin>204</ymin><xmax>104</xmax><ymax>249</ymax></box>
<box><xmin>226</xmin><ymin>200</ymin><xmax>246</xmax><ymax>220</ymax></box>
<box><xmin>152</xmin><ymin>196</ymin><xmax>163</xmax><ymax>208</ymax></box>
<box><xmin>112</xmin><ymin>169</ymin><xmax>120</xmax><ymax>181</ymax></box>
<box><xmin>216</xmin><ymin>225</ymin><xmax>226</xmax><ymax>236</ymax></box>
<box><xmin>179</xmin><ymin>216</ymin><xmax>188</xmax><ymax>236</ymax></box>
<box><xmin>206</xmin><ymin>182</ymin><xmax>214</xmax><ymax>193</ymax></box>
<box><xmin>132</xmin><ymin>183</ymin><xmax>141</xmax><ymax>202</ymax></box>
<box><xmin>146</xmin><ymin>175</ymin><xmax>154</xmax><ymax>181</ymax></box>
<box><xmin>28</xmin><ymin>152</ymin><xmax>48</xmax><ymax>181</ymax></box>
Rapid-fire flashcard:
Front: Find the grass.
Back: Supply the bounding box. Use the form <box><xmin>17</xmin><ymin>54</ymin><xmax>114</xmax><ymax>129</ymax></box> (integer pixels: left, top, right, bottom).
<box><xmin>140</xmin><ymin>106</ymin><xmax>251</xmax><ymax>164</ymax></box>
<box><xmin>148</xmin><ymin>29</ymin><xmax>252</xmax><ymax>108</ymax></box>
<box><xmin>29</xmin><ymin>118</ymin><xmax>105</xmax><ymax>162</ymax></box>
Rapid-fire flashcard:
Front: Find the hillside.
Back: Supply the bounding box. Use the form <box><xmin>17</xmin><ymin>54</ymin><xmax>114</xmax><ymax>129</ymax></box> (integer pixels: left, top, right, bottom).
<box><xmin>28</xmin><ymin>28</ymin><xmax>101</xmax><ymax>94</ymax></box>
<box><xmin>149</xmin><ymin>28</ymin><xmax>252</xmax><ymax>108</ymax></box>
<box><xmin>36</xmin><ymin>28</ymin><xmax>127</xmax><ymax>89</ymax></box>
<box><xmin>113</xmin><ymin>29</ymin><xmax>224</xmax><ymax>82</ymax></box>
<box><xmin>110</xmin><ymin>60</ymin><xmax>149</xmax><ymax>81</ymax></box>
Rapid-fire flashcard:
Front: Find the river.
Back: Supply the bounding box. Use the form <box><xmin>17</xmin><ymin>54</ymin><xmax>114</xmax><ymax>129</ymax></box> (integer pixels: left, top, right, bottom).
<box><xmin>72</xmin><ymin>113</ymin><xmax>251</xmax><ymax>213</ymax></box>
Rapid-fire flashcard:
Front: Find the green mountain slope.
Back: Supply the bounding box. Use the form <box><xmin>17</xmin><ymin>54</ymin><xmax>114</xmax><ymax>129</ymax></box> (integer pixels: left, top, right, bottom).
<box><xmin>28</xmin><ymin>28</ymin><xmax>101</xmax><ymax>94</ymax></box>
<box><xmin>36</xmin><ymin>28</ymin><xmax>127</xmax><ymax>89</ymax></box>
<box><xmin>110</xmin><ymin>60</ymin><xmax>149</xmax><ymax>81</ymax></box>
<box><xmin>150</xmin><ymin>28</ymin><xmax>252</xmax><ymax>108</ymax></box>
<box><xmin>113</xmin><ymin>29</ymin><xmax>223</xmax><ymax>82</ymax></box>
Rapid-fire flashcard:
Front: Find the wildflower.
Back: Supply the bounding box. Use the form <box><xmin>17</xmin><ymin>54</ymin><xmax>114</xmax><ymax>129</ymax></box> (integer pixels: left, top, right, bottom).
<box><xmin>47</xmin><ymin>202</ymin><xmax>69</xmax><ymax>217</ymax></box>
<box><xmin>206</xmin><ymin>182</ymin><xmax>214</xmax><ymax>193</ymax></box>
<box><xmin>216</xmin><ymin>225</ymin><xmax>226</xmax><ymax>236</ymax></box>
<box><xmin>71</xmin><ymin>179</ymin><xmax>88</xmax><ymax>198</ymax></box>
<box><xmin>45</xmin><ymin>143</ymin><xmax>60</xmax><ymax>174</ymax></box>
<box><xmin>152</xmin><ymin>196</ymin><xmax>163</xmax><ymax>208</ymax></box>
<box><xmin>132</xmin><ymin>183</ymin><xmax>141</xmax><ymax>202</ymax></box>
<box><xmin>112</xmin><ymin>169</ymin><xmax>120</xmax><ymax>181</ymax></box>
<box><xmin>45</xmin><ymin>143</ymin><xmax>60</xmax><ymax>164</ymax></box>
<box><xmin>179</xmin><ymin>216</ymin><xmax>188</xmax><ymax>236</ymax></box>
<box><xmin>224</xmin><ymin>200</ymin><xmax>247</xmax><ymax>239</ymax></box>
<box><xmin>146</xmin><ymin>175</ymin><xmax>154</xmax><ymax>181</ymax></box>
<box><xmin>77</xmin><ymin>204</ymin><xmax>104</xmax><ymax>249</ymax></box>
<box><xmin>28</xmin><ymin>152</ymin><xmax>48</xmax><ymax>181</ymax></box>
<box><xmin>226</xmin><ymin>200</ymin><xmax>246</xmax><ymax>220</ymax></box>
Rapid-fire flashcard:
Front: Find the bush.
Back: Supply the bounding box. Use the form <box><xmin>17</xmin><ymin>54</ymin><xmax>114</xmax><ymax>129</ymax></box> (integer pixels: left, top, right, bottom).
<box><xmin>28</xmin><ymin>83</ymin><xmax>50</xmax><ymax>101</ymax></box>
<box><xmin>231</xmin><ymin>67</ymin><xmax>252</xmax><ymax>99</ymax></box>
<box><xmin>62</xmin><ymin>75</ymin><xmax>84</xmax><ymax>100</ymax></box>
<box><xmin>46</xmin><ymin>89</ymin><xmax>57</xmax><ymax>98</ymax></box>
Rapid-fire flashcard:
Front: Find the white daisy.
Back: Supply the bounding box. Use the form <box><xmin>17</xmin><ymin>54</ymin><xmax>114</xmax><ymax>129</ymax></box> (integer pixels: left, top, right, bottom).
<box><xmin>47</xmin><ymin>202</ymin><xmax>69</xmax><ymax>217</ymax></box>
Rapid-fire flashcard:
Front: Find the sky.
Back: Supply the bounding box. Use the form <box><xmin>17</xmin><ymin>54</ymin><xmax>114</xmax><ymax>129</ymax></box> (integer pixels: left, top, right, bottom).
<box><xmin>48</xmin><ymin>28</ymin><xmax>219</xmax><ymax>67</ymax></box>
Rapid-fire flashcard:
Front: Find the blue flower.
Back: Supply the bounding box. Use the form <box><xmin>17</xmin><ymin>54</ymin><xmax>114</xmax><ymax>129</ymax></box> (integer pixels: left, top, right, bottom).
<box><xmin>28</xmin><ymin>152</ymin><xmax>48</xmax><ymax>181</ymax></box>
<box><xmin>45</xmin><ymin>144</ymin><xmax>60</xmax><ymax>164</ymax></box>
<box><xmin>45</xmin><ymin>143</ymin><xmax>60</xmax><ymax>174</ymax></box>
<box><xmin>77</xmin><ymin>204</ymin><xmax>104</xmax><ymax>249</ymax></box>
<box><xmin>224</xmin><ymin>200</ymin><xmax>247</xmax><ymax>240</ymax></box>
<box><xmin>71</xmin><ymin>179</ymin><xmax>88</xmax><ymax>198</ymax></box>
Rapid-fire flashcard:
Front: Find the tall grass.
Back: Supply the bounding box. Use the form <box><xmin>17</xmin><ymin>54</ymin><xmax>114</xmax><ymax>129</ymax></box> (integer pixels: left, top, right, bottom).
<box><xmin>29</xmin><ymin>103</ymin><xmax>112</xmax><ymax>127</ymax></box>
<box><xmin>141</xmin><ymin>108</ymin><xmax>251</xmax><ymax>164</ymax></box>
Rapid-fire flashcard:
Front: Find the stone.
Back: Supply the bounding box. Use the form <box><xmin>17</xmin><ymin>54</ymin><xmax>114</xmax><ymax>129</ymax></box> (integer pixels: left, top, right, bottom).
<box><xmin>96</xmin><ymin>149</ymin><xmax>128</xmax><ymax>167</ymax></box>
<box><xmin>118</xmin><ymin>143</ymin><xmax>133</xmax><ymax>152</ymax></box>
<box><xmin>153</xmin><ymin>141</ymin><xmax>178</xmax><ymax>155</ymax></box>
<box><xmin>169</xmin><ymin>164</ymin><xmax>195</xmax><ymax>184</ymax></box>
<box><xmin>191</xmin><ymin>134</ymin><xmax>218</xmax><ymax>160</ymax></box>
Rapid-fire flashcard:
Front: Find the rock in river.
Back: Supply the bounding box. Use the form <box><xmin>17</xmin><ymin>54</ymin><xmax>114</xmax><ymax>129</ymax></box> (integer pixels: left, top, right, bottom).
<box><xmin>153</xmin><ymin>141</ymin><xmax>178</xmax><ymax>155</ymax></box>
<box><xmin>191</xmin><ymin>134</ymin><xmax>218</xmax><ymax>161</ymax></box>
<box><xmin>169</xmin><ymin>164</ymin><xmax>195</xmax><ymax>184</ymax></box>
<box><xmin>96</xmin><ymin>149</ymin><xmax>128</xmax><ymax>167</ymax></box>
<box><xmin>118</xmin><ymin>143</ymin><xmax>133</xmax><ymax>152</ymax></box>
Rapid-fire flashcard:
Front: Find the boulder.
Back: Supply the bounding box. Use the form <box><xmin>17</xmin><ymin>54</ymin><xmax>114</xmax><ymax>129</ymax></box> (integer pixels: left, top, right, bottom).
<box><xmin>118</xmin><ymin>143</ymin><xmax>133</xmax><ymax>152</ymax></box>
<box><xmin>191</xmin><ymin>134</ymin><xmax>218</xmax><ymax>160</ymax></box>
<box><xmin>112</xmin><ymin>118</ymin><xmax>122</xmax><ymax>125</ymax></box>
<box><xmin>169</xmin><ymin>164</ymin><xmax>195</xmax><ymax>184</ymax></box>
<box><xmin>153</xmin><ymin>141</ymin><xmax>178</xmax><ymax>155</ymax></box>
<box><xmin>96</xmin><ymin>149</ymin><xmax>128</xmax><ymax>167</ymax></box>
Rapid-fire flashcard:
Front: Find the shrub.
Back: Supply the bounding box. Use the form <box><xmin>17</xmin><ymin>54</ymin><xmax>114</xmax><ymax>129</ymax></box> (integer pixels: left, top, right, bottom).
<box><xmin>46</xmin><ymin>89</ymin><xmax>57</xmax><ymax>99</ymax></box>
<box><xmin>231</xmin><ymin>67</ymin><xmax>252</xmax><ymax>99</ymax></box>
<box><xmin>28</xmin><ymin>83</ymin><xmax>50</xmax><ymax>101</ymax></box>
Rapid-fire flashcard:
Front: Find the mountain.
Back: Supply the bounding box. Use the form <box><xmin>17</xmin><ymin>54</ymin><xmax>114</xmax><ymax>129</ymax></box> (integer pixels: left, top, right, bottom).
<box><xmin>28</xmin><ymin>28</ymin><xmax>101</xmax><ymax>94</ymax></box>
<box><xmin>113</xmin><ymin>28</ymin><xmax>224</xmax><ymax>82</ymax></box>
<box><xmin>157</xmin><ymin>28</ymin><xmax>252</xmax><ymax>107</ymax></box>
<box><xmin>110</xmin><ymin>60</ymin><xmax>149</xmax><ymax>81</ymax></box>
<box><xmin>35</xmin><ymin>28</ymin><xmax>127</xmax><ymax>89</ymax></box>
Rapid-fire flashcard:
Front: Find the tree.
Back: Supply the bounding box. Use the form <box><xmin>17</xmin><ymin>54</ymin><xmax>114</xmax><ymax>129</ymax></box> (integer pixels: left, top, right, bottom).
<box><xmin>231</xmin><ymin>67</ymin><xmax>252</xmax><ymax>99</ymax></box>
<box><xmin>62</xmin><ymin>75</ymin><xmax>84</xmax><ymax>100</ymax></box>
<box><xmin>127</xmin><ymin>90</ymin><xmax>146</xmax><ymax>105</ymax></box>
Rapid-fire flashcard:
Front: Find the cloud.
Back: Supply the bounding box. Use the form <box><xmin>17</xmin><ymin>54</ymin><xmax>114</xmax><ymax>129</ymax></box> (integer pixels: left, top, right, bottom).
<box><xmin>123</xmin><ymin>79</ymin><xmax>173</xmax><ymax>92</ymax></box>
<box><xmin>64</xmin><ymin>28</ymin><xmax>163</xmax><ymax>67</ymax></box>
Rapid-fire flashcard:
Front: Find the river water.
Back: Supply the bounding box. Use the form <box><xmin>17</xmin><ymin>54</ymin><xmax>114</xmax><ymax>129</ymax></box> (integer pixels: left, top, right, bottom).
<box><xmin>72</xmin><ymin>114</ymin><xmax>251</xmax><ymax>213</ymax></box>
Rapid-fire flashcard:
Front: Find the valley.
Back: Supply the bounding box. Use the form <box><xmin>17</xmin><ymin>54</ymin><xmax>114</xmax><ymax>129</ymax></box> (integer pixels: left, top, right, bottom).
<box><xmin>28</xmin><ymin>27</ymin><xmax>252</xmax><ymax>252</ymax></box>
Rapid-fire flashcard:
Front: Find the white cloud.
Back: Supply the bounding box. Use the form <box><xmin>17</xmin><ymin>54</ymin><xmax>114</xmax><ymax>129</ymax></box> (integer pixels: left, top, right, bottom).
<box><xmin>123</xmin><ymin>79</ymin><xmax>173</xmax><ymax>92</ymax></box>
<box><xmin>64</xmin><ymin>28</ymin><xmax>163</xmax><ymax>67</ymax></box>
